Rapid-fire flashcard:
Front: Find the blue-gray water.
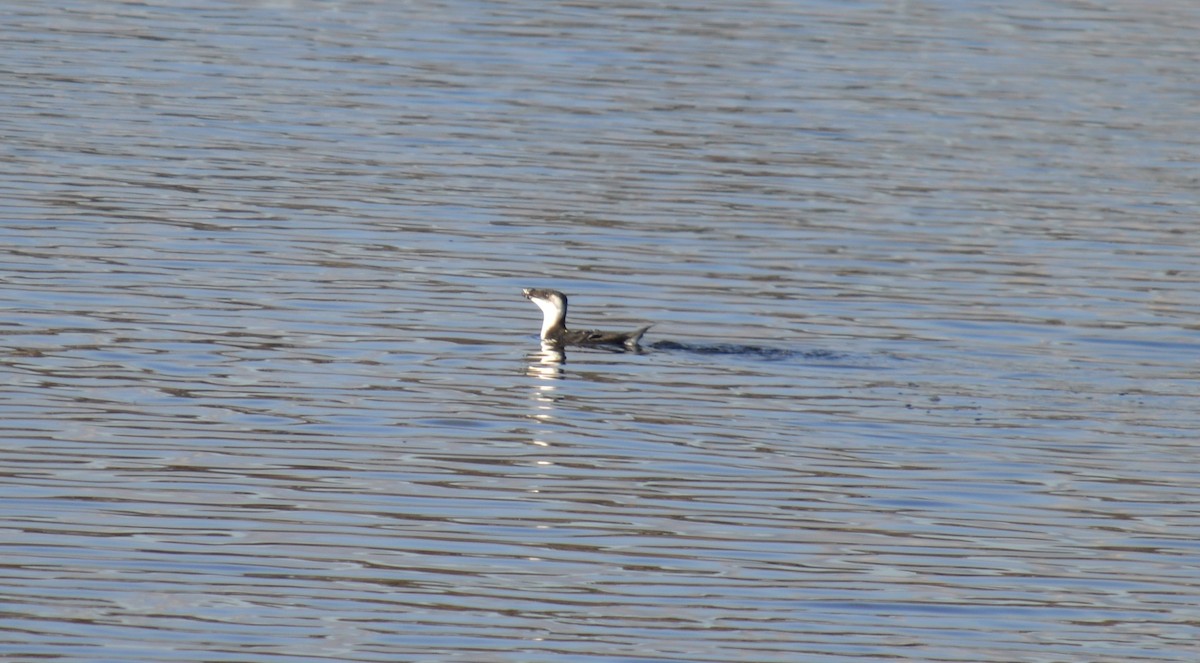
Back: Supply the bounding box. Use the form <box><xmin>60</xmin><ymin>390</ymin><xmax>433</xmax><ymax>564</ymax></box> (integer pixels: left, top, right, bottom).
<box><xmin>2</xmin><ymin>1</ymin><xmax>1198</xmax><ymax>661</ymax></box>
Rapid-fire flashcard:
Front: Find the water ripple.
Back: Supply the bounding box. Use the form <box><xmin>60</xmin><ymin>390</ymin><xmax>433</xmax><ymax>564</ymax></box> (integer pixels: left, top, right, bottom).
<box><xmin>2</xmin><ymin>1</ymin><xmax>1198</xmax><ymax>662</ymax></box>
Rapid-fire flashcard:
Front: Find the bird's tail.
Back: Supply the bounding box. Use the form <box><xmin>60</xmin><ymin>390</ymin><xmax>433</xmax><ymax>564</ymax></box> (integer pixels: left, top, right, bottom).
<box><xmin>624</xmin><ymin>324</ymin><xmax>653</xmax><ymax>347</ymax></box>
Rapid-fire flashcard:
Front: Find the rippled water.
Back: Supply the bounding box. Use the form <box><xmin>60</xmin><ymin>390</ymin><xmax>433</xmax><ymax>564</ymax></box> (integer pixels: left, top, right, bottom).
<box><xmin>3</xmin><ymin>1</ymin><xmax>1199</xmax><ymax>661</ymax></box>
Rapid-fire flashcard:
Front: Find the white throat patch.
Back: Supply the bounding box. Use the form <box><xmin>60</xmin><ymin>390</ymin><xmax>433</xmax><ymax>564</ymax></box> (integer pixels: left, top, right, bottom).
<box><xmin>530</xmin><ymin>295</ymin><xmax>564</xmax><ymax>338</ymax></box>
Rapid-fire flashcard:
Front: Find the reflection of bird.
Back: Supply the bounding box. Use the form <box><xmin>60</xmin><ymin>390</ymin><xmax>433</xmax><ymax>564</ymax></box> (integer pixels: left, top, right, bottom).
<box><xmin>523</xmin><ymin>288</ymin><xmax>651</xmax><ymax>348</ymax></box>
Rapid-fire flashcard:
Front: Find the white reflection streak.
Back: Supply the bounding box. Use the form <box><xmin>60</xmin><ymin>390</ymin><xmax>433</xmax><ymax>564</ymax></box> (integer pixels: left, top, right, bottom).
<box><xmin>526</xmin><ymin>342</ymin><xmax>564</xmax><ymax>448</ymax></box>
<box><xmin>524</xmin><ymin>342</ymin><xmax>564</xmax><ymax>380</ymax></box>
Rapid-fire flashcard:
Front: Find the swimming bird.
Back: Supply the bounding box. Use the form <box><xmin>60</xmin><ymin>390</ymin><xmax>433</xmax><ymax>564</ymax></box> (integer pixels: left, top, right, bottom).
<box><xmin>522</xmin><ymin>288</ymin><xmax>651</xmax><ymax>348</ymax></box>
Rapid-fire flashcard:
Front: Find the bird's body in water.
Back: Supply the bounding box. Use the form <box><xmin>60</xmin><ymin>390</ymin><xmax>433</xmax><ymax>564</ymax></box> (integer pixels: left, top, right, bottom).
<box><xmin>522</xmin><ymin>288</ymin><xmax>651</xmax><ymax>348</ymax></box>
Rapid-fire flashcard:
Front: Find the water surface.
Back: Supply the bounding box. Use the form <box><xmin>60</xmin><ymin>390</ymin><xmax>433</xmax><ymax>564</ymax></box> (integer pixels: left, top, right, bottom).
<box><xmin>2</xmin><ymin>1</ymin><xmax>1198</xmax><ymax>661</ymax></box>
